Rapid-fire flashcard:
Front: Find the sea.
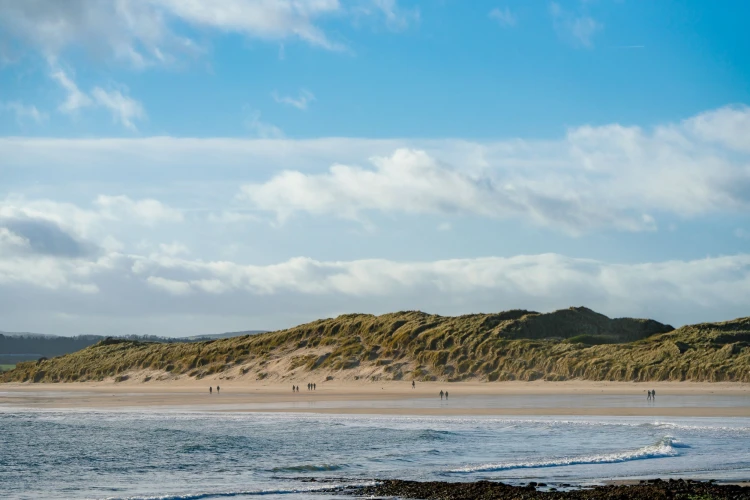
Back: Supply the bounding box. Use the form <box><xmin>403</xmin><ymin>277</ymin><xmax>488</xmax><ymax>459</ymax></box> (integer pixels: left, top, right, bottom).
<box><xmin>2</xmin><ymin>394</ymin><xmax>750</xmax><ymax>499</ymax></box>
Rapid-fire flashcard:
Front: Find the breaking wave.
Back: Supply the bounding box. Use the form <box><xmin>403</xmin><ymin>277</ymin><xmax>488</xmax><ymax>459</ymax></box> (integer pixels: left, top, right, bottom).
<box><xmin>115</xmin><ymin>482</ymin><xmax>375</xmax><ymax>500</ymax></box>
<box><xmin>450</xmin><ymin>436</ymin><xmax>684</xmax><ymax>473</ymax></box>
<box><xmin>270</xmin><ymin>463</ymin><xmax>345</xmax><ymax>472</ymax></box>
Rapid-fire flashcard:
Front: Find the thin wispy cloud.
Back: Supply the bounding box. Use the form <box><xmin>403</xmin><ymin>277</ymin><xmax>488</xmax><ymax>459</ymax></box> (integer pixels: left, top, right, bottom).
<box><xmin>489</xmin><ymin>7</ymin><xmax>517</xmax><ymax>27</ymax></box>
<box><xmin>50</xmin><ymin>68</ymin><xmax>145</xmax><ymax>130</ymax></box>
<box><xmin>272</xmin><ymin>89</ymin><xmax>316</xmax><ymax>111</ymax></box>
<box><xmin>0</xmin><ymin>101</ymin><xmax>48</xmax><ymax>124</ymax></box>
<box><xmin>244</xmin><ymin>108</ymin><xmax>284</xmax><ymax>138</ymax></box>
<box><xmin>550</xmin><ymin>2</ymin><xmax>603</xmax><ymax>48</ymax></box>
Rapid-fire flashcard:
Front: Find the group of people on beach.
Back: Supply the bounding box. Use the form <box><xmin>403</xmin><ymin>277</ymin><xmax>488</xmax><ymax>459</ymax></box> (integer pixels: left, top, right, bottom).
<box><xmin>647</xmin><ymin>389</ymin><xmax>656</xmax><ymax>400</ymax></box>
<box><xmin>439</xmin><ymin>390</ymin><xmax>449</xmax><ymax>400</ymax></box>
<box><xmin>209</xmin><ymin>386</ymin><xmax>220</xmax><ymax>394</ymax></box>
<box><xmin>292</xmin><ymin>383</ymin><xmax>316</xmax><ymax>392</ymax></box>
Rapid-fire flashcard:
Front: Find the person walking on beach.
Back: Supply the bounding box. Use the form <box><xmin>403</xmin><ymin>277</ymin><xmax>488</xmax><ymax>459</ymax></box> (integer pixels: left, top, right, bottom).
<box><xmin>440</xmin><ymin>390</ymin><xmax>444</xmax><ymax>400</ymax></box>
<box><xmin>445</xmin><ymin>391</ymin><xmax>449</xmax><ymax>400</ymax></box>
<box><xmin>412</xmin><ymin>381</ymin><xmax>415</xmax><ymax>389</ymax></box>
<box><xmin>217</xmin><ymin>386</ymin><xmax>220</xmax><ymax>394</ymax></box>
<box><xmin>652</xmin><ymin>389</ymin><xmax>656</xmax><ymax>399</ymax></box>
<box><xmin>313</xmin><ymin>383</ymin><xmax>316</xmax><ymax>390</ymax></box>
<box><xmin>209</xmin><ymin>386</ymin><xmax>212</xmax><ymax>394</ymax></box>
<box><xmin>647</xmin><ymin>390</ymin><xmax>651</xmax><ymax>400</ymax></box>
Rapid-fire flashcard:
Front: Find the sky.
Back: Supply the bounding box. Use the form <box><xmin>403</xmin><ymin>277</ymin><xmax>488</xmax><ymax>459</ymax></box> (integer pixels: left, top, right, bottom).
<box><xmin>1</xmin><ymin>0</ymin><xmax>749</xmax><ymax>337</ymax></box>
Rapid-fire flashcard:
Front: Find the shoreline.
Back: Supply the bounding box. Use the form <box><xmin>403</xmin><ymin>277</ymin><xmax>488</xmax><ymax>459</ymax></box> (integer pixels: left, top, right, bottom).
<box><xmin>347</xmin><ymin>478</ymin><xmax>750</xmax><ymax>499</ymax></box>
<box><xmin>2</xmin><ymin>380</ymin><xmax>749</xmax><ymax>416</ymax></box>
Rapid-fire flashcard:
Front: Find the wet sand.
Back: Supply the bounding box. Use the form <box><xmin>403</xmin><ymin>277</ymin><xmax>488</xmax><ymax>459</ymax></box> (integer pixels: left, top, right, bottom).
<box><xmin>2</xmin><ymin>380</ymin><xmax>750</xmax><ymax>416</ymax></box>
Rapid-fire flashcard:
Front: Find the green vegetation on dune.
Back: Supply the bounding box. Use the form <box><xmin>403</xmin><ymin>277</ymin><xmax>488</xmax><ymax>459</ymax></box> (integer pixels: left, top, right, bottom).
<box><xmin>3</xmin><ymin>307</ymin><xmax>750</xmax><ymax>384</ymax></box>
<box><xmin>0</xmin><ymin>364</ymin><xmax>15</xmax><ymax>372</ymax></box>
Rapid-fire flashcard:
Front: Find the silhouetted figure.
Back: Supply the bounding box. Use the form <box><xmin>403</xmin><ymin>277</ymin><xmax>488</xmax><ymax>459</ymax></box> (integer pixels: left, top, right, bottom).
<box><xmin>412</xmin><ymin>381</ymin><xmax>415</xmax><ymax>389</ymax></box>
<box><xmin>647</xmin><ymin>390</ymin><xmax>651</xmax><ymax>400</ymax></box>
<box><xmin>313</xmin><ymin>383</ymin><xmax>316</xmax><ymax>390</ymax></box>
<box><xmin>308</xmin><ymin>383</ymin><xmax>311</xmax><ymax>391</ymax></box>
<box><xmin>652</xmin><ymin>389</ymin><xmax>656</xmax><ymax>399</ymax></box>
<box><xmin>440</xmin><ymin>390</ymin><xmax>444</xmax><ymax>400</ymax></box>
<box><xmin>217</xmin><ymin>386</ymin><xmax>220</xmax><ymax>394</ymax></box>
<box><xmin>293</xmin><ymin>385</ymin><xmax>296</xmax><ymax>392</ymax></box>
<box><xmin>445</xmin><ymin>391</ymin><xmax>449</xmax><ymax>400</ymax></box>
<box><xmin>209</xmin><ymin>386</ymin><xmax>212</xmax><ymax>394</ymax></box>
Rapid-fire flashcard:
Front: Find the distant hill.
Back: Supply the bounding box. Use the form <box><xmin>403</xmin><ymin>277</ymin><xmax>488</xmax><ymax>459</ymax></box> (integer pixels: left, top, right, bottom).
<box><xmin>6</xmin><ymin>306</ymin><xmax>749</xmax><ymax>384</ymax></box>
<box><xmin>185</xmin><ymin>330</ymin><xmax>266</xmax><ymax>341</ymax></box>
<box><xmin>0</xmin><ymin>330</ymin><xmax>266</xmax><ymax>365</ymax></box>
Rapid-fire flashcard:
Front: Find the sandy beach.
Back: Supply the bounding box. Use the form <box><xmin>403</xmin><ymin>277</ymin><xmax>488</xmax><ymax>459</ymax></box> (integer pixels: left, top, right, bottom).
<box><xmin>2</xmin><ymin>379</ymin><xmax>749</xmax><ymax>416</ymax></box>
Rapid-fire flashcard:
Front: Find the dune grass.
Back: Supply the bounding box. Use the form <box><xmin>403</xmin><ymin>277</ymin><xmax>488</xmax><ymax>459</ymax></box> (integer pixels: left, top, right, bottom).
<box><xmin>0</xmin><ymin>364</ymin><xmax>15</xmax><ymax>372</ymax></box>
<box><xmin>3</xmin><ymin>306</ymin><xmax>750</xmax><ymax>384</ymax></box>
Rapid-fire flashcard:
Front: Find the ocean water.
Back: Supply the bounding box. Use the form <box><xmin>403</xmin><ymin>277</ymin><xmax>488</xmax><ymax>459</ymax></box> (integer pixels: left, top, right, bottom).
<box><xmin>2</xmin><ymin>408</ymin><xmax>750</xmax><ymax>500</ymax></box>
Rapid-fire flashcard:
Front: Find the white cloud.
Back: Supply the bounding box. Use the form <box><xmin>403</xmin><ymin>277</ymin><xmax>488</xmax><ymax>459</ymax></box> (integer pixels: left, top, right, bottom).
<box><xmin>90</xmin><ymin>87</ymin><xmax>146</xmax><ymax>130</ymax></box>
<box><xmin>550</xmin><ymin>2</ymin><xmax>602</xmax><ymax>48</ymax></box>
<box><xmin>735</xmin><ymin>228</ymin><xmax>750</xmax><ymax>240</ymax></box>
<box><xmin>1</xmin><ymin>101</ymin><xmax>48</xmax><ymax>124</ymax></box>
<box><xmin>3</xmin><ymin>244</ymin><xmax>750</xmax><ymax>333</ymax></box>
<box><xmin>94</xmin><ymin>195</ymin><xmax>183</xmax><ymax>224</ymax></box>
<box><xmin>244</xmin><ymin>109</ymin><xmax>285</xmax><ymax>138</ymax></box>
<box><xmin>0</xmin><ymin>0</ymin><xmax>417</xmax><ymax>67</ymax></box>
<box><xmin>368</xmin><ymin>0</ymin><xmax>419</xmax><ymax>31</ymax></box>
<box><xmin>159</xmin><ymin>242</ymin><xmax>190</xmax><ymax>256</ymax></box>
<box><xmin>51</xmin><ymin>68</ymin><xmax>145</xmax><ymax>129</ymax></box>
<box><xmin>0</xmin><ymin>227</ymin><xmax>30</xmax><ymax>252</ymax></box>
<box><xmin>153</xmin><ymin>0</ymin><xmax>345</xmax><ymax>51</ymax></box>
<box><xmin>2</xmin><ymin>105</ymin><xmax>750</xmax><ymax>236</ymax></box>
<box><xmin>51</xmin><ymin>69</ymin><xmax>93</xmax><ymax>113</ymax></box>
<box><xmin>272</xmin><ymin>89</ymin><xmax>315</xmax><ymax>110</ymax></box>
<box><xmin>147</xmin><ymin>275</ymin><xmax>192</xmax><ymax>295</ymax></box>
<box><xmin>223</xmin><ymin>105</ymin><xmax>750</xmax><ymax>233</ymax></box>
<box><xmin>489</xmin><ymin>7</ymin><xmax>516</xmax><ymax>27</ymax></box>
<box><xmin>684</xmin><ymin>105</ymin><xmax>750</xmax><ymax>153</ymax></box>
<box><xmin>0</xmin><ymin>195</ymin><xmax>183</xmax><ymax>248</ymax></box>
<box><xmin>207</xmin><ymin>211</ymin><xmax>260</xmax><ymax>224</ymax></box>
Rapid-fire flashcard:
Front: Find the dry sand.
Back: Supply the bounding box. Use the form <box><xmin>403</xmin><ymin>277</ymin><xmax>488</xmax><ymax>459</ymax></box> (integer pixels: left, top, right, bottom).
<box><xmin>2</xmin><ymin>379</ymin><xmax>750</xmax><ymax>417</ymax></box>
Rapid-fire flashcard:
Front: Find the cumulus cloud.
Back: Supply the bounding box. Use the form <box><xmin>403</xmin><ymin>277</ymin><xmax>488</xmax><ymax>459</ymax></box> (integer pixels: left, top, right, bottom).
<box><xmin>0</xmin><ymin>195</ymin><xmax>183</xmax><ymax>246</ymax></box>
<box><xmin>2</xmin><ymin>244</ymin><xmax>750</xmax><ymax>334</ymax></box>
<box><xmin>2</xmin><ymin>105</ymin><xmax>750</xmax><ymax>235</ymax></box>
<box><xmin>93</xmin><ymin>195</ymin><xmax>183</xmax><ymax>224</ymax></box>
<box><xmin>237</xmin><ymin>105</ymin><xmax>750</xmax><ymax>232</ymax></box>
<box><xmin>147</xmin><ymin>275</ymin><xmax>192</xmax><ymax>295</ymax></box>
<box><xmin>0</xmin><ymin>216</ymin><xmax>96</xmax><ymax>258</ymax></box>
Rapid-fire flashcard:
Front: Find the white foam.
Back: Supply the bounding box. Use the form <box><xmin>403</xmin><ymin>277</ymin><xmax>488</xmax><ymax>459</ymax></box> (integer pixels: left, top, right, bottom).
<box><xmin>106</xmin><ymin>482</ymin><xmax>377</xmax><ymax>500</ymax></box>
<box><xmin>450</xmin><ymin>436</ymin><xmax>681</xmax><ymax>473</ymax></box>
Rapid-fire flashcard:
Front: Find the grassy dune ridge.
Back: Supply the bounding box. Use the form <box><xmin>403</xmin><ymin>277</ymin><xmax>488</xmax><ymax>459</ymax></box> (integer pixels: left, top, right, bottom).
<box><xmin>3</xmin><ymin>307</ymin><xmax>750</xmax><ymax>383</ymax></box>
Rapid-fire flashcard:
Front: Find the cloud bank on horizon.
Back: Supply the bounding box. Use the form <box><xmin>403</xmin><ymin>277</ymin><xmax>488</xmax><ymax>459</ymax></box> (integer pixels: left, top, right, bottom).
<box><xmin>1</xmin><ymin>1</ymin><xmax>749</xmax><ymax>336</ymax></box>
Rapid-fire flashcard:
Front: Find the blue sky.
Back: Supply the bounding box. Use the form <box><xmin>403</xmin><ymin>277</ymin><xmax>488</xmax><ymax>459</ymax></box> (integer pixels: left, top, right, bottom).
<box><xmin>1</xmin><ymin>0</ymin><xmax>749</xmax><ymax>336</ymax></box>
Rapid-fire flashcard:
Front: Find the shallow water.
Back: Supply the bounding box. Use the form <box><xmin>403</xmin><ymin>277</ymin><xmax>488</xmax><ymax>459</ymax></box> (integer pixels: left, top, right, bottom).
<box><xmin>2</xmin><ymin>408</ymin><xmax>750</xmax><ymax>500</ymax></box>
<box><xmin>4</xmin><ymin>391</ymin><xmax>747</xmax><ymax>411</ymax></box>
